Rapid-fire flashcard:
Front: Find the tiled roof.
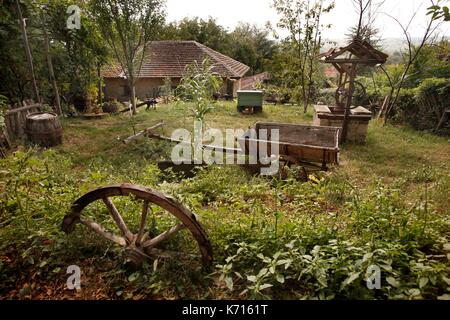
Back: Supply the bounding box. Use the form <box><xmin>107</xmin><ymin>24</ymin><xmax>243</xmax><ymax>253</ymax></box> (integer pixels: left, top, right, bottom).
<box><xmin>323</xmin><ymin>66</ymin><xmax>338</xmax><ymax>78</ymax></box>
<box><xmin>240</xmin><ymin>72</ymin><xmax>271</xmax><ymax>90</ymax></box>
<box><xmin>318</xmin><ymin>39</ymin><xmax>389</xmax><ymax>66</ymax></box>
<box><xmin>102</xmin><ymin>41</ymin><xmax>250</xmax><ymax>79</ymax></box>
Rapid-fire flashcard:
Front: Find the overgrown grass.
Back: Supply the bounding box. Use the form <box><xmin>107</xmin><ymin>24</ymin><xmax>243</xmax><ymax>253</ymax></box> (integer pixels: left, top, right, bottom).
<box><xmin>0</xmin><ymin>102</ymin><xmax>449</xmax><ymax>300</ymax></box>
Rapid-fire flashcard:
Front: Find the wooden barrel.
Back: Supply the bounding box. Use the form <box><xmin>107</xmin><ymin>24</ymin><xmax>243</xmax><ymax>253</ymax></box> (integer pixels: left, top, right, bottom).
<box><xmin>25</xmin><ymin>112</ymin><xmax>63</xmax><ymax>147</ymax></box>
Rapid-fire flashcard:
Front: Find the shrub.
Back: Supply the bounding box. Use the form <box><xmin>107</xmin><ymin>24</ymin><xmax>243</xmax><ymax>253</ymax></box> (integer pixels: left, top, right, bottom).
<box><xmin>395</xmin><ymin>78</ymin><xmax>450</xmax><ymax>132</ymax></box>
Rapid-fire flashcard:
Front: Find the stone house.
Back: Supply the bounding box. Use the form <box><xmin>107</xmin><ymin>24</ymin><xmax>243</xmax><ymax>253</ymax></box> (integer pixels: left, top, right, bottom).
<box><xmin>101</xmin><ymin>41</ymin><xmax>250</xmax><ymax>101</ymax></box>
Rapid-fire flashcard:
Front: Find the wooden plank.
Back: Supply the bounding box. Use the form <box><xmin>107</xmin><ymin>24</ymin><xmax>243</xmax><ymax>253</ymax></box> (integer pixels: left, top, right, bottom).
<box><xmin>6</xmin><ymin>103</ymin><xmax>42</xmax><ymax>115</ymax></box>
<box><xmin>122</xmin><ymin>121</ymin><xmax>165</xmax><ymax>144</ymax></box>
<box><xmin>148</xmin><ymin>132</ymin><xmax>241</xmax><ymax>154</ymax></box>
<box><xmin>436</xmin><ymin>109</ymin><xmax>450</xmax><ymax>131</ymax></box>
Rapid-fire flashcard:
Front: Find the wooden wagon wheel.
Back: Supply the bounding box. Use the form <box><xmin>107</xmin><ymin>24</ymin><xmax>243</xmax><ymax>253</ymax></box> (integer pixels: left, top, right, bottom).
<box><xmin>61</xmin><ymin>184</ymin><xmax>213</xmax><ymax>268</ymax></box>
<box><xmin>335</xmin><ymin>80</ymin><xmax>366</xmax><ymax>109</ymax></box>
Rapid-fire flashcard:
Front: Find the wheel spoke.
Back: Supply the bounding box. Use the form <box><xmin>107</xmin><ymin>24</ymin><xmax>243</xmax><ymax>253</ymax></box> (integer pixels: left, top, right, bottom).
<box><xmin>136</xmin><ymin>200</ymin><xmax>149</xmax><ymax>245</ymax></box>
<box><xmin>80</xmin><ymin>216</ymin><xmax>127</xmax><ymax>247</ymax></box>
<box><xmin>102</xmin><ymin>197</ymin><xmax>134</xmax><ymax>243</ymax></box>
<box><xmin>143</xmin><ymin>223</ymin><xmax>185</xmax><ymax>249</ymax></box>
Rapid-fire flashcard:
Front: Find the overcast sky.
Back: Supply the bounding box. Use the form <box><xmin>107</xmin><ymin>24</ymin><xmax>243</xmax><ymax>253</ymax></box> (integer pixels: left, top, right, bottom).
<box><xmin>166</xmin><ymin>0</ymin><xmax>449</xmax><ymax>39</ymax></box>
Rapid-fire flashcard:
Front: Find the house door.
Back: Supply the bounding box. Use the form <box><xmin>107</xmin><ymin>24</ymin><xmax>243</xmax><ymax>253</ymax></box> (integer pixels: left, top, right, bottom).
<box><xmin>226</xmin><ymin>79</ymin><xmax>234</xmax><ymax>97</ymax></box>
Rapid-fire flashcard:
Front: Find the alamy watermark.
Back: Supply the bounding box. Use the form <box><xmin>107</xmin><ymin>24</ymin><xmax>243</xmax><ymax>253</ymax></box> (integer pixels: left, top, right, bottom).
<box><xmin>366</xmin><ymin>265</ymin><xmax>382</xmax><ymax>290</ymax></box>
<box><xmin>66</xmin><ymin>265</ymin><xmax>81</xmax><ymax>290</ymax></box>
<box><xmin>170</xmin><ymin>121</ymin><xmax>280</xmax><ymax>176</ymax></box>
<box><xmin>66</xmin><ymin>5</ymin><xmax>81</xmax><ymax>30</ymax></box>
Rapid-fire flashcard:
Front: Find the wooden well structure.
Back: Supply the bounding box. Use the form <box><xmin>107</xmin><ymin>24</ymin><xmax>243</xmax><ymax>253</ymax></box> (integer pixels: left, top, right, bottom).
<box><xmin>316</xmin><ymin>39</ymin><xmax>388</xmax><ymax>142</ymax></box>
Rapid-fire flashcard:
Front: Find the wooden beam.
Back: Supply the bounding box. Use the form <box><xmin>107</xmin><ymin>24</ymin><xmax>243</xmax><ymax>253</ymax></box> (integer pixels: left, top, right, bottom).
<box><xmin>6</xmin><ymin>103</ymin><xmax>42</xmax><ymax>115</ymax></box>
<box><xmin>321</xmin><ymin>58</ymin><xmax>385</xmax><ymax>65</ymax></box>
<box><xmin>147</xmin><ymin>132</ymin><xmax>241</xmax><ymax>154</ymax></box>
<box><xmin>436</xmin><ymin>109</ymin><xmax>450</xmax><ymax>131</ymax></box>
<box><xmin>122</xmin><ymin>121</ymin><xmax>165</xmax><ymax>144</ymax></box>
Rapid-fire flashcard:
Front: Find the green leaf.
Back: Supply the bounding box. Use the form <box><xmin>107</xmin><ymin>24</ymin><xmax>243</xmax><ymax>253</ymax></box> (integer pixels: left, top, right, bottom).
<box><xmin>380</xmin><ymin>264</ymin><xmax>392</xmax><ymax>272</ymax></box>
<box><xmin>276</xmin><ymin>274</ymin><xmax>285</xmax><ymax>284</ymax></box>
<box><xmin>342</xmin><ymin>272</ymin><xmax>361</xmax><ymax>288</ymax></box>
<box><xmin>258</xmin><ymin>268</ymin><xmax>269</xmax><ymax>278</ymax></box>
<box><xmin>52</xmin><ymin>267</ymin><xmax>61</xmax><ymax>273</ymax></box>
<box><xmin>386</xmin><ymin>277</ymin><xmax>400</xmax><ymax>288</ymax></box>
<box><xmin>259</xmin><ymin>283</ymin><xmax>273</xmax><ymax>290</ymax></box>
<box><xmin>408</xmin><ymin>288</ymin><xmax>421</xmax><ymax>297</ymax></box>
<box><xmin>438</xmin><ymin>294</ymin><xmax>450</xmax><ymax>300</ymax></box>
<box><xmin>247</xmin><ymin>275</ymin><xmax>257</xmax><ymax>283</ymax></box>
<box><xmin>224</xmin><ymin>276</ymin><xmax>233</xmax><ymax>291</ymax></box>
<box><xmin>362</xmin><ymin>252</ymin><xmax>373</xmax><ymax>262</ymax></box>
<box><xmin>442</xmin><ymin>275</ymin><xmax>450</xmax><ymax>286</ymax></box>
<box><xmin>419</xmin><ymin>277</ymin><xmax>429</xmax><ymax>289</ymax></box>
<box><xmin>427</xmin><ymin>5</ymin><xmax>441</xmax><ymax>10</ymax></box>
<box><xmin>128</xmin><ymin>273</ymin><xmax>139</xmax><ymax>282</ymax></box>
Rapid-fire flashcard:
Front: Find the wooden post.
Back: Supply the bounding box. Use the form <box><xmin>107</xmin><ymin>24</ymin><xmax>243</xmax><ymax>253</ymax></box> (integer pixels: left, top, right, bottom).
<box><xmin>97</xmin><ymin>62</ymin><xmax>103</xmax><ymax>107</ymax></box>
<box><xmin>436</xmin><ymin>109</ymin><xmax>450</xmax><ymax>131</ymax></box>
<box><xmin>340</xmin><ymin>63</ymin><xmax>357</xmax><ymax>143</ymax></box>
<box><xmin>377</xmin><ymin>95</ymin><xmax>390</xmax><ymax>119</ymax></box>
<box><xmin>43</xmin><ymin>27</ymin><xmax>62</xmax><ymax>116</ymax></box>
<box><xmin>15</xmin><ymin>0</ymin><xmax>41</xmax><ymax>103</ymax></box>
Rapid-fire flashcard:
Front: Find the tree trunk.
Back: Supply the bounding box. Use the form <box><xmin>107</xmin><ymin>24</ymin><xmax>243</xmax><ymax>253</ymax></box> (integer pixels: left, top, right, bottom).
<box><xmin>43</xmin><ymin>28</ymin><xmax>62</xmax><ymax>116</ymax></box>
<box><xmin>131</xmin><ymin>83</ymin><xmax>137</xmax><ymax>115</ymax></box>
<box><xmin>303</xmin><ymin>96</ymin><xmax>309</xmax><ymax>113</ymax></box>
<box><xmin>15</xmin><ymin>0</ymin><xmax>40</xmax><ymax>103</ymax></box>
<box><xmin>97</xmin><ymin>63</ymin><xmax>102</xmax><ymax>107</ymax></box>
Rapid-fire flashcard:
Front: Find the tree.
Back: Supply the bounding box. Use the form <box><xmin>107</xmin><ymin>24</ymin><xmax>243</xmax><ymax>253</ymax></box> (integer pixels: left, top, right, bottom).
<box><xmin>273</xmin><ymin>0</ymin><xmax>335</xmax><ymax>112</ymax></box>
<box><xmin>161</xmin><ymin>17</ymin><xmax>231</xmax><ymax>56</ymax></box>
<box><xmin>381</xmin><ymin>0</ymin><xmax>445</xmax><ymax>122</ymax></box>
<box><xmin>427</xmin><ymin>0</ymin><xmax>450</xmax><ymax>21</ymax></box>
<box><xmin>43</xmin><ymin>0</ymin><xmax>109</xmax><ymax>113</ymax></box>
<box><xmin>90</xmin><ymin>0</ymin><xmax>166</xmax><ymax>115</ymax></box>
<box><xmin>346</xmin><ymin>0</ymin><xmax>385</xmax><ymax>45</ymax></box>
<box><xmin>229</xmin><ymin>23</ymin><xmax>276</xmax><ymax>75</ymax></box>
<box><xmin>161</xmin><ymin>18</ymin><xmax>276</xmax><ymax>75</ymax></box>
<box><xmin>14</xmin><ymin>0</ymin><xmax>40</xmax><ymax>103</ymax></box>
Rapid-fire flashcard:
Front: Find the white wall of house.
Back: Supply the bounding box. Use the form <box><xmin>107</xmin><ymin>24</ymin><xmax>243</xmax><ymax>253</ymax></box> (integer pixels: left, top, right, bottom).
<box><xmin>104</xmin><ymin>77</ymin><xmax>242</xmax><ymax>101</ymax></box>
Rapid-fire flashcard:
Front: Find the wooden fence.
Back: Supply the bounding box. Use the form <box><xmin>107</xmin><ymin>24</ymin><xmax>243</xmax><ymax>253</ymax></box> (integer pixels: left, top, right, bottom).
<box><xmin>4</xmin><ymin>102</ymin><xmax>43</xmax><ymax>143</ymax></box>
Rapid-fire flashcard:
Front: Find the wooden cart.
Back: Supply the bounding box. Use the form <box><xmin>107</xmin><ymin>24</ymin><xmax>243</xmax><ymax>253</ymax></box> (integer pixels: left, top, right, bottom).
<box><xmin>62</xmin><ymin>122</ymin><xmax>340</xmax><ymax>269</ymax></box>
<box><xmin>239</xmin><ymin>122</ymin><xmax>340</xmax><ymax>172</ymax></box>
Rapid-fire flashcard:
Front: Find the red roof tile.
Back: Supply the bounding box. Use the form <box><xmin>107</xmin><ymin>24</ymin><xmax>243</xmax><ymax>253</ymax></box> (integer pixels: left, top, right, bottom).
<box><xmin>240</xmin><ymin>72</ymin><xmax>271</xmax><ymax>90</ymax></box>
<box><xmin>102</xmin><ymin>41</ymin><xmax>250</xmax><ymax>79</ymax></box>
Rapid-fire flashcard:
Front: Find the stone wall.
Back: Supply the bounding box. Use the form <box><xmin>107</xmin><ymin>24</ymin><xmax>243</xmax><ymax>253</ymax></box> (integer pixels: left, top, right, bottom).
<box><xmin>313</xmin><ymin>105</ymin><xmax>372</xmax><ymax>143</ymax></box>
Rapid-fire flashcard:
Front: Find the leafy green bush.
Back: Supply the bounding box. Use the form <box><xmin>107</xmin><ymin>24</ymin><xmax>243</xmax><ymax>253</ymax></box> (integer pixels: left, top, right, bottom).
<box><xmin>381</xmin><ymin>78</ymin><xmax>450</xmax><ymax>132</ymax></box>
<box><xmin>0</xmin><ymin>95</ymin><xmax>8</xmax><ymax>128</ymax></box>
